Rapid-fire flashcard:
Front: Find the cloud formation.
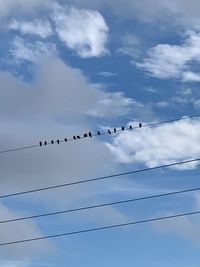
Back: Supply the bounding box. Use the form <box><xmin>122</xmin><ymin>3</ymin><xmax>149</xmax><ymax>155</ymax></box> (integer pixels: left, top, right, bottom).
<box><xmin>137</xmin><ymin>31</ymin><xmax>200</xmax><ymax>82</ymax></box>
<box><xmin>106</xmin><ymin>118</ymin><xmax>200</xmax><ymax>170</ymax></box>
<box><xmin>9</xmin><ymin>19</ymin><xmax>53</xmax><ymax>38</ymax></box>
<box><xmin>10</xmin><ymin>37</ymin><xmax>57</xmax><ymax>63</ymax></box>
<box><xmin>52</xmin><ymin>4</ymin><xmax>109</xmax><ymax>58</ymax></box>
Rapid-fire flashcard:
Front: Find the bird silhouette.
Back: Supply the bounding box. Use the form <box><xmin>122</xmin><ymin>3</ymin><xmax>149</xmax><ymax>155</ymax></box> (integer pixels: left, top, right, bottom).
<box><xmin>51</xmin><ymin>140</ymin><xmax>54</xmax><ymax>144</ymax></box>
<box><xmin>57</xmin><ymin>140</ymin><xmax>60</xmax><ymax>144</ymax></box>
<box><xmin>77</xmin><ymin>136</ymin><xmax>81</xmax><ymax>140</ymax></box>
<box><xmin>97</xmin><ymin>131</ymin><xmax>101</xmax><ymax>136</ymax></box>
<box><xmin>39</xmin><ymin>142</ymin><xmax>42</xmax><ymax>146</ymax></box>
<box><xmin>139</xmin><ymin>123</ymin><xmax>142</xmax><ymax>128</ymax></box>
<box><xmin>114</xmin><ymin>128</ymin><xmax>117</xmax><ymax>133</ymax></box>
<box><xmin>88</xmin><ymin>132</ymin><xmax>92</xmax><ymax>138</ymax></box>
<box><xmin>129</xmin><ymin>125</ymin><xmax>133</xmax><ymax>129</ymax></box>
<box><xmin>44</xmin><ymin>141</ymin><xmax>47</xmax><ymax>146</ymax></box>
<box><xmin>84</xmin><ymin>134</ymin><xmax>88</xmax><ymax>138</ymax></box>
<box><xmin>122</xmin><ymin>126</ymin><xmax>125</xmax><ymax>131</ymax></box>
<box><xmin>73</xmin><ymin>136</ymin><xmax>76</xmax><ymax>140</ymax></box>
<box><xmin>108</xmin><ymin>129</ymin><xmax>111</xmax><ymax>134</ymax></box>
<box><xmin>64</xmin><ymin>138</ymin><xmax>67</xmax><ymax>142</ymax></box>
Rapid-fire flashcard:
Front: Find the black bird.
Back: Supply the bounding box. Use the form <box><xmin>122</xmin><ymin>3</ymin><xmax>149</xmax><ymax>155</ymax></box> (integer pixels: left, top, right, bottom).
<box><xmin>97</xmin><ymin>131</ymin><xmax>101</xmax><ymax>136</ymax></box>
<box><xmin>139</xmin><ymin>123</ymin><xmax>142</xmax><ymax>128</ymax></box>
<box><xmin>44</xmin><ymin>141</ymin><xmax>47</xmax><ymax>146</ymax></box>
<box><xmin>84</xmin><ymin>134</ymin><xmax>88</xmax><ymax>138</ymax></box>
<box><xmin>121</xmin><ymin>126</ymin><xmax>125</xmax><ymax>131</ymax></box>
<box><xmin>64</xmin><ymin>138</ymin><xmax>68</xmax><ymax>142</ymax></box>
<box><xmin>39</xmin><ymin>141</ymin><xmax>42</xmax><ymax>146</ymax></box>
<box><xmin>51</xmin><ymin>140</ymin><xmax>54</xmax><ymax>144</ymax></box>
<box><xmin>57</xmin><ymin>140</ymin><xmax>60</xmax><ymax>144</ymax></box>
<box><xmin>77</xmin><ymin>136</ymin><xmax>81</xmax><ymax>140</ymax></box>
<box><xmin>129</xmin><ymin>125</ymin><xmax>133</xmax><ymax>130</ymax></box>
<box><xmin>108</xmin><ymin>129</ymin><xmax>111</xmax><ymax>134</ymax></box>
<box><xmin>88</xmin><ymin>132</ymin><xmax>92</xmax><ymax>138</ymax></box>
<box><xmin>73</xmin><ymin>136</ymin><xmax>76</xmax><ymax>140</ymax></box>
<box><xmin>114</xmin><ymin>128</ymin><xmax>117</xmax><ymax>133</ymax></box>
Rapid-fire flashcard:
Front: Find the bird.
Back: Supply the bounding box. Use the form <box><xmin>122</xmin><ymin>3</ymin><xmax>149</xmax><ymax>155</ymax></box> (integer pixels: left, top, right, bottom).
<box><xmin>44</xmin><ymin>141</ymin><xmax>47</xmax><ymax>146</ymax></box>
<box><xmin>51</xmin><ymin>140</ymin><xmax>54</xmax><ymax>144</ymax></box>
<box><xmin>64</xmin><ymin>138</ymin><xmax>68</xmax><ymax>142</ymax></box>
<box><xmin>129</xmin><ymin>125</ymin><xmax>133</xmax><ymax>130</ymax></box>
<box><xmin>139</xmin><ymin>123</ymin><xmax>142</xmax><ymax>128</ymax></box>
<box><xmin>108</xmin><ymin>129</ymin><xmax>111</xmax><ymax>134</ymax></box>
<box><xmin>114</xmin><ymin>128</ymin><xmax>117</xmax><ymax>133</ymax></box>
<box><xmin>73</xmin><ymin>136</ymin><xmax>76</xmax><ymax>140</ymax></box>
<box><xmin>88</xmin><ymin>132</ymin><xmax>92</xmax><ymax>138</ymax></box>
<box><xmin>121</xmin><ymin>126</ymin><xmax>125</xmax><ymax>131</ymax></box>
<box><xmin>57</xmin><ymin>140</ymin><xmax>60</xmax><ymax>144</ymax></box>
<box><xmin>97</xmin><ymin>131</ymin><xmax>101</xmax><ymax>136</ymax></box>
<box><xmin>77</xmin><ymin>136</ymin><xmax>81</xmax><ymax>140</ymax></box>
<box><xmin>39</xmin><ymin>142</ymin><xmax>42</xmax><ymax>146</ymax></box>
<box><xmin>84</xmin><ymin>134</ymin><xmax>88</xmax><ymax>138</ymax></box>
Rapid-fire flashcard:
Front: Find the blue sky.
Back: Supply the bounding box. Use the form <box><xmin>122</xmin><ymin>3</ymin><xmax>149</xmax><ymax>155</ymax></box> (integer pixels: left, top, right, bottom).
<box><xmin>1</xmin><ymin>0</ymin><xmax>200</xmax><ymax>266</ymax></box>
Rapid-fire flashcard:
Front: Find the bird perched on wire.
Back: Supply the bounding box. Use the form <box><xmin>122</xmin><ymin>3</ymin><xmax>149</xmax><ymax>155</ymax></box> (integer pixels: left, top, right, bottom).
<box><xmin>39</xmin><ymin>141</ymin><xmax>42</xmax><ymax>146</ymax></box>
<box><xmin>64</xmin><ymin>138</ymin><xmax>67</xmax><ymax>142</ymax></box>
<box><xmin>139</xmin><ymin>123</ymin><xmax>142</xmax><ymax>128</ymax></box>
<box><xmin>73</xmin><ymin>136</ymin><xmax>76</xmax><ymax>140</ymax></box>
<box><xmin>97</xmin><ymin>131</ymin><xmax>101</xmax><ymax>136</ymax></box>
<box><xmin>57</xmin><ymin>140</ymin><xmax>60</xmax><ymax>144</ymax></box>
<box><xmin>84</xmin><ymin>134</ymin><xmax>88</xmax><ymax>138</ymax></box>
<box><xmin>129</xmin><ymin>125</ymin><xmax>133</xmax><ymax>130</ymax></box>
<box><xmin>51</xmin><ymin>140</ymin><xmax>54</xmax><ymax>144</ymax></box>
<box><xmin>77</xmin><ymin>136</ymin><xmax>81</xmax><ymax>140</ymax></box>
<box><xmin>108</xmin><ymin>129</ymin><xmax>111</xmax><ymax>134</ymax></box>
<box><xmin>44</xmin><ymin>141</ymin><xmax>47</xmax><ymax>146</ymax></box>
<box><xmin>114</xmin><ymin>128</ymin><xmax>117</xmax><ymax>133</ymax></box>
<box><xmin>88</xmin><ymin>132</ymin><xmax>92</xmax><ymax>138</ymax></box>
<box><xmin>121</xmin><ymin>126</ymin><xmax>125</xmax><ymax>131</ymax></box>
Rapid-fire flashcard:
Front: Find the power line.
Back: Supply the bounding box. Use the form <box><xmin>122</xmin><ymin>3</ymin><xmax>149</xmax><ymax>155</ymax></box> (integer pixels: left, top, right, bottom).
<box><xmin>1</xmin><ymin>186</ymin><xmax>200</xmax><ymax>224</ymax></box>
<box><xmin>0</xmin><ymin>114</ymin><xmax>199</xmax><ymax>154</ymax></box>
<box><xmin>0</xmin><ymin>157</ymin><xmax>200</xmax><ymax>200</ymax></box>
<box><xmin>1</xmin><ymin>210</ymin><xmax>200</xmax><ymax>247</ymax></box>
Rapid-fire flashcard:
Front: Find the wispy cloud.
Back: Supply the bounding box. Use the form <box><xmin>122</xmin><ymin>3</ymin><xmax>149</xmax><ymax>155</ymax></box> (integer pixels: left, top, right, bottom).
<box><xmin>137</xmin><ymin>31</ymin><xmax>200</xmax><ymax>82</ymax></box>
<box><xmin>9</xmin><ymin>19</ymin><xmax>53</xmax><ymax>38</ymax></box>
<box><xmin>9</xmin><ymin>37</ymin><xmax>57</xmax><ymax>63</ymax></box>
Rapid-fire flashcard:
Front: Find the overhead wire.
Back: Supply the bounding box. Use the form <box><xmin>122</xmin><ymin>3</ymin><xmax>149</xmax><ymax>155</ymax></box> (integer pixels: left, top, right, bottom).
<box><xmin>0</xmin><ymin>114</ymin><xmax>199</xmax><ymax>154</ymax></box>
<box><xmin>0</xmin><ymin>186</ymin><xmax>200</xmax><ymax>224</ymax></box>
<box><xmin>1</xmin><ymin>210</ymin><xmax>200</xmax><ymax>247</ymax></box>
<box><xmin>0</xmin><ymin>157</ymin><xmax>200</xmax><ymax>200</ymax></box>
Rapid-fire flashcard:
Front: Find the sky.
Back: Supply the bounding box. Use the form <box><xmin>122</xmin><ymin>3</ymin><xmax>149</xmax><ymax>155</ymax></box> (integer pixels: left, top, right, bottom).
<box><xmin>1</xmin><ymin>0</ymin><xmax>200</xmax><ymax>266</ymax></box>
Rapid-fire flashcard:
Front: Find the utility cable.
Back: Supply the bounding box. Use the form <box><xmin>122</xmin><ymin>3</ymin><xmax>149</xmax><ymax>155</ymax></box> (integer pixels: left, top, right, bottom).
<box><xmin>0</xmin><ymin>186</ymin><xmax>200</xmax><ymax>224</ymax></box>
<box><xmin>0</xmin><ymin>210</ymin><xmax>200</xmax><ymax>247</ymax></box>
<box><xmin>0</xmin><ymin>114</ymin><xmax>199</xmax><ymax>154</ymax></box>
<box><xmin>0</xmin><ymin>157</ymin><xmax>200</xmax><ymax>200</ymax></box>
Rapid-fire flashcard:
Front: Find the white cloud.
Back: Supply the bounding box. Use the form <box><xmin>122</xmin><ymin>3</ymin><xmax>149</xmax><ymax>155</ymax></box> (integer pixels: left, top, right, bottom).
<box><xmin>2</xmin><ymin>0</ymin><xmax>200</xmax><ymax>30</ymax></box>
<box><xmin>63</xmin><ymin>0</ymin><xmax>200</xmax><ymax>28</ymax></box>
<box><xmin>51</xmin><ymin>4</ymin><xmax>109</xmax><ymax>58</ymax></box>
<box><xmin>117</xmin><ymin>34</ymin><xmax>141</xmax><ymax>59</ymax></box>
<box><xmin>106</xmin><ymin>118</ymin><xmax>200</xmax><ymax>170</ymax></box>
<box><xmin>87</xmin><ymin>91</ymin><xmax>144</xmax><ymax>118</ymax></box>
<box><xmin>182</xmin><ymin>71</ymin><xmax>200</xmax><ymax>82</ymax></box>
<box><xmin>9</xmin><ymin>19</ymin><xmax>53</xmax><ymax>38</ymax></box>
<box><xmin>0</xmin><ymin>55</ymin><xmax>141</xmax><ymax>261</ymax></box>
<box><xmin>0</xmin><ymin>203</ymin><xmax>50</xmax><ymax>259</ymax></box>
<box><xmin>0</xmin><ymin>0</ymin><xmax>53</xmax><ymax>17</ymax></box>
<box><xmin>137</xmin><ymin>31</ymin><xmax>200</xmax><ymax>82</ymax></box>
<box><xmin>98</xmin><ymin>71</ymin><xmax>117</xmax><ymax>77</ymax></box>
<box><xmin>9</xmin><ymin>37</ymin><xmax>57</xmax><ymax>63</ymax></box>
